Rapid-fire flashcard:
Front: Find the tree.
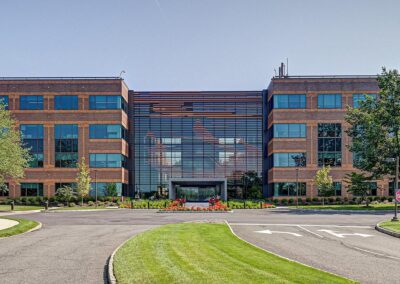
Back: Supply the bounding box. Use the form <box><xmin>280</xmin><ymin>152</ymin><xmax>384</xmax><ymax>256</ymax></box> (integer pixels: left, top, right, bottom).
<box><xmin>55</xmin><ymin>186</ymin><xmax>75</xmax><ymax>206</ymax></box>
<box><xmin>241</xmin><ymin>171</ymin><xmax>262</xmax><ymax>199</ymax></box>
<box><xmin>314</xmin><ymin>166</ymin><xmax>334</xmax><ymax>205</ymax></box>
<box><xmin>0</xmin><ymin>102</ymin><xmax>30</xmax><ymax>190</ymax></box>
<box><xmin>344</xmin><ymin>172</ymin><xmax>373</xmax><ymax>207</ymax></box>
<box><xmin>345</xmin><ymin>68</ymin><xmax>400</xmax><ymax>181</ymax></box>
<box><xmin>106</xmin><ymin>182</ymin><xmax>118</xmax><ymax>202</ymax></box>
<box><xmin>76</xmin><ymin>157</ymin><xmax>91</xmax><ymax>206</ymax></box>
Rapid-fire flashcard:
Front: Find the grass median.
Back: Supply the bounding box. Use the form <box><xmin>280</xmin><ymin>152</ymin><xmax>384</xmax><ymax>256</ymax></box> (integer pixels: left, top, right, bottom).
<box><xmin>113</xmin><ymin>223</ymin><xmax>356</xmax><ymax>284</ymax></box>
<box><xmin>0</xmin><ymin>217</ymin><xmax>39</xmax><ymax>238</ymax></box>
<box><xmin>0</xmin><ymin>205</ymin><xmax>44</xmax><ymax>212</ymax></box>
<box><xmin>379</xmin><ymin>220</ymin><xmax>400</xmax><ymax>233</ymax></box>
<box><xmin>293</xmin><ymin>204</ymin><xmax>394</xmax><ymax>211</ymax></box>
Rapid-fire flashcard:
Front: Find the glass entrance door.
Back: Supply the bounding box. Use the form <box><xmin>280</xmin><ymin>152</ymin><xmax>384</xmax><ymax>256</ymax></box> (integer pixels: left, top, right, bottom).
<box><xmin>176</xmin><ymin>185</ymin><xmax>219</xmax><ymax>201</ymax></box>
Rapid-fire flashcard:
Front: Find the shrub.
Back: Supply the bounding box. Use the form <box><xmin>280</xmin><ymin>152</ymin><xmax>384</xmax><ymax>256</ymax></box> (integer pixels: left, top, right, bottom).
<box><xmin>288</xmin><ymin>198</ymin><xmax>294</xmax><ymax>204</ymax></box>
<box><xmin>273</xmin><ymin>199</ymin><xmax>279</xmax><ymax>204</ymax></box>
<box><xmin>380</xmin><ymin>196</ymin><xmax>386</xmax><ymax>202</ymax></box>
<box><xmin>306</xmin><ymin>197</ymin><xmax>311</xmax><ymax>203</ymax></box>
<box><xmin>328</xmin><ymin>197</ymin><xmax>334</xmax><ymax>203</ymax></box>
<box><xmin>335</xmin><ymin>197</ymin><xmax>341</xmax><ymax>202</ymax></box>
<box><xmin>312</xmin><ymin>197</ymin><xmax>319</xmax><ymax>203</ymax></box>
<box><xmin>68</xmin><ymin>202</ymin><xmax>76</xmax><ymax>207</ymax></box>
<box><xmin>281</xmin><ymin>198</ymin><xmax>288</xmax><ymax>205</ymax></box>
<box><xmin>343</xmin><ymin>197</ymin><xmax>349</xmax><ymax>202</ymax></box>
<box><xmin>388</xmin><ymin>197</ymin><xmax>393</xmax><ymax>202</ymax></box>
<box><xmin>88</xmin><ymin>201</ymin><xmax>95</xmax><ymax>206</ymax></box>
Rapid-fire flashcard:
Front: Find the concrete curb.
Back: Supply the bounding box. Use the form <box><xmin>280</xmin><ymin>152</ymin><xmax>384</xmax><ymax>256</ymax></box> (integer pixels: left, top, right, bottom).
<box><xmin>224</xmin><ymin>220</ymin><xmax>357</xmax><ymax>282</ymax></box>
<box><xmin>42</xmin><ymin>208</ymin><xmax>120</xmax><ymax>213</ymax></box>
<box><xmin>375</xmin><ymin>222</ymin><xmax>400</xmax><ymax>238</ymax></box>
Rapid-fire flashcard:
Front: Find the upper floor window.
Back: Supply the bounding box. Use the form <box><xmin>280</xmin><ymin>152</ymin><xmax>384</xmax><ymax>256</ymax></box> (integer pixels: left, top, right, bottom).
<box><xmin>317</xmin><ymin>94</ymin><xmax>342</xmax><ymax>109</ymax></box>
<box><xmin>89</xmin><ymin>96</ymin><xmax>127</xmax><ymax>112</ymax></box>
<box><xmin>272</xmin><ymin>124</ymin><xmax>306</xmax><ymax>138</ymax></box>
<box><xmin>89</xmin><ymin>153</ymin><xmax>127</xmax><ymax>168</ymax></box>
<box><xmin>352</xmin><ymin>94</ymin><xmax>377</xmax><ymax>108</ymax></box>
<box><xmin>0</xmin><ymin>95</ymin><xmax>9</xmax><ymax>109</ymax></box>
<box><xmin>55</xmin><ymin>124</ymin><xmax>78</xmax><ymax>139</ymax></box>
<box><xmin>20</xmin><ymin>124</ymin><xmax>44</xmax><ymax>168</ymax></box>
<box><xmin>89</xmin><ymin>124</ymin><xmax>127</xmax><ymax>140</ymax></box>
<box><xmin>272</xmin><ymin>94</ymin><xmax>306</xmax><ymax>109</ymax></box>
<box><xmin>55</xmin><ymin>95</ymin><xmax>78</xmax><ymax>110</ymax></box>
<box><xmin>20</xmin><ymin>96</ymin><xmax>43</xmax><ymax>110</ymax></box>
<box><xmin>272</xmin><ymin>152</ymin><xmax>306</xmax><ymax>167</ymax></box>
<box><xmin>318</xmin><ymin>123</ymin><xmax>342</xmax><ymax>167</ymax></box>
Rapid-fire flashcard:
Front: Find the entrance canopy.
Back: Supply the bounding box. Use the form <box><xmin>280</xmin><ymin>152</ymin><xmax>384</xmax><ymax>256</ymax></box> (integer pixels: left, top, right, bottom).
<box><xmin>169</xmin><ymin>178</ymin><xmax>227</xmax><ymax>201</ymax></box>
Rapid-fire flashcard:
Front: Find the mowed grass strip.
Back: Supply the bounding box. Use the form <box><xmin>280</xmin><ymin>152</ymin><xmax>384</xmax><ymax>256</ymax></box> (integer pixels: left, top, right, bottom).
<box><xmin>295</xmin><ymin>204</ymin><xmax>394</xmax><ymax>210</ymax></box>
<box><xmin>380</xmin><ymin>220</ymin><xmax>400</xmax><ymax>233</ymax></box>
<box><xmin>113</xmin><ymin>223</ymin><xmax>356</xmax><ymax>284</ymax></box>
<box><xmin>0</xmin><ymin>217</ymin><xmax>39</xmax><ymax>238</ymax></box>
<box><xmin>0</xmin><ymin>205</ymin><xmax>44</xmax><ymax>212</ymax></box>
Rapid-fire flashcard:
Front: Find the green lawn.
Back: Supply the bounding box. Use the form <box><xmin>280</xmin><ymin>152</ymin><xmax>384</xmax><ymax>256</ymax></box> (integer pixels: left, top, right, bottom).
<box><xmin>0</xmin><ymin>217</ymin><xmax>39</xmax><ymax>238</ymax></box>
<box><xmin>113</xmin><ymin>223</ymin><xmax>356</xmax><ymax>284</ymax></box>
<box><xmin>379</xmin><ymin>220</ymin><xmax>400</xmax><ymax>233</ymax></box>
<box><xmin>0</xmin><ymin>205</ymin><xmax>44</xmax><ymax>211</ymax></box>
<box><xmin>293</xmin><ymin>204</ymin><xmax>395</xmax><ymax>211</ymax></box>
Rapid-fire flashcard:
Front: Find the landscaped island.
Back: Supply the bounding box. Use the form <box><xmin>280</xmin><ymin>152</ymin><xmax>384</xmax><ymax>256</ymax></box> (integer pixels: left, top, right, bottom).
<box><xmin>113</xmin><ymin>223</ymin><xmax>355</xmax><ymax>284</ymax></box>
<box><xmin>0</xmin><ymin>217</ymin><xmax>39</xmax><ymax>238</ymax></box>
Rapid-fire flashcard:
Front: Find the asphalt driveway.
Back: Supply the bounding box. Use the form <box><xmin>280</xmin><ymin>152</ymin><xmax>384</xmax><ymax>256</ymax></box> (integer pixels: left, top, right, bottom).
<box><xmin>0</xmin><ymin>209</ymin><xmax>395</xmax><ymax>284</ymax></box>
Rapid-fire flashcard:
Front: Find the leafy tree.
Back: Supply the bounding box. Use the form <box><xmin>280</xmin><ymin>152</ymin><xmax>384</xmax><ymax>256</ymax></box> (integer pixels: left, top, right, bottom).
<box><xmin>76</xmin><ymin>157</ymin><xmax>91</xmax><ymax>206</ymax></box>
<box><xmin>241</xmin><ymin>171</ymin><xmax>262</xmax><ymax>199</ymax></box>
<box><xmin>106</xmin><ymin>182</ymin><xmax>118</xmax><ymax>201</ymax></box>
<box><xmin>314</xmin><ymin>166</ymin><xmax>334</xmax><ymax>205</ymax></box>
<box><xmin>345</xmin><ymin>68</ymin><xmax>400</xmax><ymax>181</ymax></box>
<box><xmin>55</xmin><ymin>186</ymin><xmax>75</xmax><ymax>206</ymax></box>
<box><xmin>344</xmin><ymin>172</ymin><xmax>373</xmax><ymax>207</ymax></box>
<box><xmin>0</xmin><ymin>102</ymin><xmax>30</xmax><ymax>190</ymax></box>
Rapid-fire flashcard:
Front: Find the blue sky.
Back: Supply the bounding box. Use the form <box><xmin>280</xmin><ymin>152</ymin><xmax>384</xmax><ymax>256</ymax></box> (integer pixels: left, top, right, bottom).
<box><xmin>1</xmin><ymin>0</ymin><xmax>399</xmax><ymax>90</ymax></box>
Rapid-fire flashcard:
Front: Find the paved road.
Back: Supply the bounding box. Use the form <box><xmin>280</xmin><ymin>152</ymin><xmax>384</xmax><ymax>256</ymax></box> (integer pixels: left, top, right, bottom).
<box><xmin>0</xmin><ymin>209</ymin><xmax>396</xmax><ymax>283</ymax></box>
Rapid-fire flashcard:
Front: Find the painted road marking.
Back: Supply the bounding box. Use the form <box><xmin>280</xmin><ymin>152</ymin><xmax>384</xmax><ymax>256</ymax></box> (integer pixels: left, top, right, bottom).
<box><xmin>297</xmin><ymin>225</ymin><xmax>324</xmax><ymax>238</ymax></box>
<box><xmin>318</xmin><ymin>229</ymin><xmax>373</xmax><ymax>238</ymax></box>
<box><xmin>229</xmin><ymin>223</ymin><xmax>372</xmax><ymax>228</ymax></box>
<box><xmin>255</xmin><ymin>230</ymin><xmax>302</xmax><ymax>237</ymax></box>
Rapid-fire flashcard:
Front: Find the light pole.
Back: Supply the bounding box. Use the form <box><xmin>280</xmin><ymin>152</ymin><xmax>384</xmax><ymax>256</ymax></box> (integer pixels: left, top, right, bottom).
<box><xmin>393</xmin><ymin>156</ymin><xmax>399</xmax><ymax>222</ymax></box>
<box><xmin>94</xmin><ymin>170</ymin><xmax>98</xmax><ymax>209</ymax></box>
<box><xmin>296</xmin><ymin>168</ymin><xmax>299</xmax><ymax>208</ymax></box>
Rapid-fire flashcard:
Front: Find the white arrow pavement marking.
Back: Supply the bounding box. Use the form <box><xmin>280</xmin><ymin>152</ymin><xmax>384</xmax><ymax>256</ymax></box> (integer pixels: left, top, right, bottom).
<box><xmin>317</xmin><ymin>229</ymin><xmax>373</xmax><ymax>238</ymax></box>
<box><xmin>255</xmin><ymin>230</ymin><xmax>302</xmax><ymax>237</ymax></box>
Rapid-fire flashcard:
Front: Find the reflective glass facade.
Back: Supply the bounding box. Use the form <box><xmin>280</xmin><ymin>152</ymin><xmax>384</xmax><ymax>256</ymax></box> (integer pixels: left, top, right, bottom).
<box><xmin>132</xmin><ymin>91</ymin><xmax>262</xmax><ymax>198</ymax></box>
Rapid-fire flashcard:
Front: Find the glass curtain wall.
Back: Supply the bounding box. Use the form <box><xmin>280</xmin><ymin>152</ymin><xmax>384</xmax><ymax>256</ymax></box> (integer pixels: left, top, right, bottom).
<box><xmin>133</xmin><ymin>92</ymin><xmax>262</xmax><ymax>198</ymax></box>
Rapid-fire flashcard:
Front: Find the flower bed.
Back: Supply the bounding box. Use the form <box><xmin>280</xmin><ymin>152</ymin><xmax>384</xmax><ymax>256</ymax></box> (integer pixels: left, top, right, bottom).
<box><xmin>159</xmin><ymin>198</ymin><xmax>231</xmax><ymax>212</ymax></box>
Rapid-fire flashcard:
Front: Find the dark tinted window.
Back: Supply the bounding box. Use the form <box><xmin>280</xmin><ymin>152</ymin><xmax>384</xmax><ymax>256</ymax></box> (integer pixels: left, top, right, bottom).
<box><xmin>54</xmin><ymin>96</ymin><xmax>78</xmax><ymax>110</ymax></box>
<box><xmin>20</xmin><ymin>96</ymin><xmax>43</xmax><ymax>110</ymax></box>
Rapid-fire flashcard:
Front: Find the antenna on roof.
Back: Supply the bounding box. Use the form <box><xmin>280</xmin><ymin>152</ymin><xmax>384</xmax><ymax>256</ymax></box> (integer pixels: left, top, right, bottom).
<box><xmin>274</xmin><ymin>69</ymin><xmax>277</xmax><ymax>76</ymax></box>
<box><xmin>286</xmin><ymin>58</ymin><xmax>289</xmax><ymax>76</ymax></box>
<box><xmin>119</xmin><ymin>70</ymin><xmax>126</xmax><ymax>78</ymax></box>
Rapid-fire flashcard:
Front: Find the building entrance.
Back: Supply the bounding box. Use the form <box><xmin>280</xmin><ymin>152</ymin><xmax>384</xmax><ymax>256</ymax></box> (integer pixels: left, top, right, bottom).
<box><xmin>169</xmin><ymin>178</ymin><xmax>227</xmax><ymax>201</ymax></box>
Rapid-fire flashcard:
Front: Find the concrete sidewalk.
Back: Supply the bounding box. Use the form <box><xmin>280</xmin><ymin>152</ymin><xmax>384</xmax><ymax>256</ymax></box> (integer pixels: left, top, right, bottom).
<box><xmin>0</xmin><ymin>218</ymin><xmax>19</xmax><ymax>230</ymax></box>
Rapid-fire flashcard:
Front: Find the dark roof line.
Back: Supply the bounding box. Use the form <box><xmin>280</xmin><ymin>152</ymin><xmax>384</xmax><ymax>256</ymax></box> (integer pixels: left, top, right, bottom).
<box><xmin>273</xmin><ymin>75</ymin><xmax>378</xmax><ymax>79</ymax></box>
<box><xmin>0</xmin><ymin>77</ymin><xmax>123</xmax><ymax>81</ymax></box>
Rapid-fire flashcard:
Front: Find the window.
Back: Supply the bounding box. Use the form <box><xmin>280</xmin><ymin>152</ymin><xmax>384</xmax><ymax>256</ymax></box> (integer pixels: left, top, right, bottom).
<box><xmin>272</xmin><ymin>94</ymin><xmax>306</xmax><ymax>109</ymax></box>
<box><xmin>164</xmin><ymin>152</ymin><xmax>182</xmax><ymax>166</ymax></box>
<box><xmin>55</xmin><ymin>124</ymin><xmax>78</xmax><ymax>167</ymax></box>
<box><xmin>89</xmin><ymin>182</ymin><xmax>126</xmax><ymax>197</ymax></box>
<box><xmin>20</xmin><ymin>183</ymin><xmax>43</xmax><ymax>197</ymax></box>
<box><xmin>89</xmin><ymin>124</ymin><xmax>128</xmax><ymax>140</ymax></box>
<box><xmin>272</xmin><ymin>153</ymin><xmax>306</xmax><ymax>167</ymax></box>
<box><xmin>0</xmin><ymin>95</ymin><xmax>9</xmax><ymax>109</ymax></box>
<box><xmin>353</xmin><ymin>94</ymin><xmax>377</xmax><ymax>108</ymax></box>
<box><xmin>89</xmin><ymin>96</ymin><xmax>127</xmax><ymax>112</ymax></box>
<box><xmin>273</xmin><ymin>182</ymin><xmax>306</xmax><ymax>196</ymax></box>
<box><xmin>54</xmin><ymin>96</ymin><xmax>78</xmax><ymax>110</ymax></box>
<box><xmin>272</xmin><ymin>124</ymin><xmax>306</xmax><ymax>138</ymax></box>
<box><xmin>318</xmin><ymin>182</ymin><xmax>342</xmax><ymax>196</ymax></box>
<box><xmin>317</xmin><ymin>94</ymin><xmax>342</xmax><ymax>109</ymax></box>
<box><xmin>55</xmin><ymin>183</ymin><xmax>77</xmax><ymax>192</ymax></box>
<box><xmin>89</xmin><ymin>153</ymin><xmax>127</xmax><ymax>168</ymax></box>
<box><xmin>20</xmin><ymin>96</ymin><xmax>43</xmax><ymax>110</ymax></box>
<box><xmin>0</xmin><ymin>183</ymin><xmax>9</xmax><ymax>197</ymax></box>
<box><xmin>218</xmin><ymin>138</ymin><xmax>241</xmax><ymax>144</ymax></box>
<box><xmin>159</xmin><ymin>138</ymin><xmax>181</xmax><ymax>144</ymax></box>
<box><xmin>388</xmin><ymin>182</ymin><xmax>399</xmax><ymax>196</ymax></box>
<box><xmin>20</xmin><ymin>124</ymin><xmax>44</xmax><ymax>168</ymax></box>
<box><xmin>318</xmin><ymin>123</ymin><xmax>342</xmax><ymax>167</ymax></box>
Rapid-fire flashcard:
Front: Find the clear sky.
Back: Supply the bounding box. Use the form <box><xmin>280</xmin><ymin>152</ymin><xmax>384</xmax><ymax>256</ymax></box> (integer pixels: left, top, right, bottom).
<box><xmin>1</xmin><ymin>0</ymin><xmax>399</xmax><ymax>90</ymax></box>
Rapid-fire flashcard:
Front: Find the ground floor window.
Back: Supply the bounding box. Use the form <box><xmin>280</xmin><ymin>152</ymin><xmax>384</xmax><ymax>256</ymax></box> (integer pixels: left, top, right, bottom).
<box><xmin>89</xmin><ymin>183</ymin><xmax>127</xmax><ymax>197</ymax></box>
<box><xmin>273</xmin><ymin>182</ymin><xmax>306</xmax><ymax>197</ymax></box>
<box><xmin>318</xmin><ymin>181</ymin><xmax>342</xmax><ymax>196</ymax></box>
<box><xmin>55</xmin><ymin>183</ymin><xmax>77</xmax><ymax>192</ymax></box>
<box><xmin>20</xmin><ymin>183</ymin><xmax>43</xmax><ymax>197</ymax></box>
